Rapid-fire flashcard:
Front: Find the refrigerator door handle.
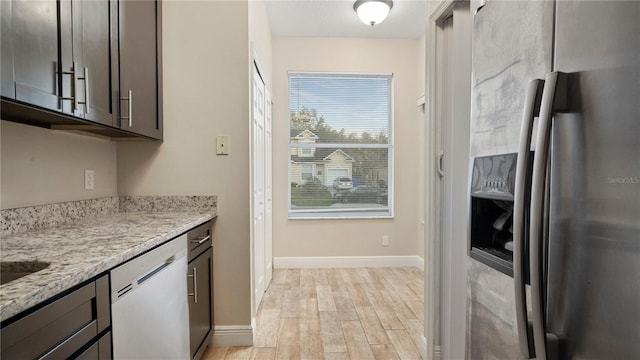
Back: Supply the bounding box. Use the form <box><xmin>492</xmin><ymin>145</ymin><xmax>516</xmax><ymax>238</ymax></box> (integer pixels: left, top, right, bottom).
<box><xmin>530</xmin><ymin>72</ymin><xmax>566</xmax><ymax>360</ymax></box>
<box><xmin>514</xmin><ymin>79</ymin><xmax>544</xmax><ymax>359</ymax></box>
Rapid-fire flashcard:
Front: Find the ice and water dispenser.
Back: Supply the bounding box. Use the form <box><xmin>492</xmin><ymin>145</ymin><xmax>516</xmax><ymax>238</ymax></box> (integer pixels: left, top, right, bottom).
<box><xmin>469</xmin><ymin>153</ymin><xmax>530</xmax><ymax>277</ymax></box>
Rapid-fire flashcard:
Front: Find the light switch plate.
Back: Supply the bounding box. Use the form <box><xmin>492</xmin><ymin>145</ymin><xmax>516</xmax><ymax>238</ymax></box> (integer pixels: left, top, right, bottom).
<box><xmin>84</xmin><ymin>169</ymin><xmax>94</xmax><ymax>190</ymax></box>
<box><xmin>216</xmin><ymin>135</ymin><xmax>229</xmax><ymax>155</ymax></box>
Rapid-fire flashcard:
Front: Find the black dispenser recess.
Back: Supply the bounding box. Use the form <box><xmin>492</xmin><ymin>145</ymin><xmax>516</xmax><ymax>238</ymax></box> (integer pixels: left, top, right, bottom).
<box><xmin>469</xmin><ymin>153</ymin><xmax>524</xmax><ymax>277</ymax></box>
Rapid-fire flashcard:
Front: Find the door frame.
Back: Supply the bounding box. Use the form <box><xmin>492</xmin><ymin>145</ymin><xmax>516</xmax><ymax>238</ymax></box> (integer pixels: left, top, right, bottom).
<box><xmin>424</xmin><ymin>1</ymin><xmax>472</xmax><ymax>359</ymax></box>
<box><xmin>264</xmin><ymin>85</ymin><xmax>273</xmax><ymax>291</ymax></box>
<box><xmin>250</xmin><ymin>49</ymin><xmax>274</xmax><ymax>329</ymax></box>
<box><xmin>250</xmin><ymin>53</ymin><xmax>266</xmax><ymax>319</ymax></box>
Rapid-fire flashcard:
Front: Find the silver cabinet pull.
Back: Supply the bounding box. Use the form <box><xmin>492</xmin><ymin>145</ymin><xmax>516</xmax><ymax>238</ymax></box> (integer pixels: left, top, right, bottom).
<box><xmin>191</xmin><ymin>235</ymin><xmax>211</xmax><ymax>245</ymax></box>
<box><xmin>60</xmin><ymin>62</ymin><xmax>78</xmax><ymax>111</ymax></box>
<box><xmin>78</xmin><ymin>67</ymin><xmax>89</xmax><ymax>113</ymax></box>
<box><xmin>60</xmin><ymin>63</ymin><xmax>89</xmax><ymax>113</ymax></box>
<box><xmin>119</xmin><ymin>90</ymin><xmax>133</xmax><ymax>127</ymax></box>
<box><xmin>187</xmin><ymin>267</ymin><xmax>198</xmax><ymax>303</ymax></box>
<box><xmin>514</xmin><ymin>78</ymin><xmax>544</xmax><ymax>359</ymax></box>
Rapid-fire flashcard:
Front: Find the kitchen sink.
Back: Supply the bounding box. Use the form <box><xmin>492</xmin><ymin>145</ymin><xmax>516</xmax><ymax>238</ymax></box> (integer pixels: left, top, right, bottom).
<box><xmin>0</xmin><ymin>261</ymin><xmax>50</xmax><ymax>285</ymax></box>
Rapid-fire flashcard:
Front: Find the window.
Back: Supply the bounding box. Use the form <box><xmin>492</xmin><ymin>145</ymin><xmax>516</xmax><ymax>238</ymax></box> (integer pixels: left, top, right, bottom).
<box><xmin>288</xmin><ymin>72</ymin><xmax>393</xmax><ymax>218</ymax></box>
<box><xmin>301</xmin><ymin>163</ymin><xmax>313</xmax><ymax>181</ymax></box>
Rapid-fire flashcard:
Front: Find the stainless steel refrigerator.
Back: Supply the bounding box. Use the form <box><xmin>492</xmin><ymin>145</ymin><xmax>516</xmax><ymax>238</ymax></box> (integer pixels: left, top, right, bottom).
<box><xmin>467</xmin><ymin>1</ymin><xmax>639</xmax><ymax>359</ymax></box>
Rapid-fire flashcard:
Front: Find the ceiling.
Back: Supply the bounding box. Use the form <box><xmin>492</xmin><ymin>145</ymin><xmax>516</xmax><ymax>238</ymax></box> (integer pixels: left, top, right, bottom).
<box><xmin>264</xmin><ymin>0</ymin><xmax>427</xmax><ymax>39</ymax></box>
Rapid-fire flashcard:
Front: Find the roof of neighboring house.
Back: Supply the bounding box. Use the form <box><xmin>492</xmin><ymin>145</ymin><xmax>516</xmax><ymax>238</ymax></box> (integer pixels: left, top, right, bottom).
<box><xmin>290</xmin><ymin>129</ymin><xmax>319</xmax><ymax>140</ymax></box>
<box><xmin>291</xmin><ymin>148</ymin><xmax>354</xmax><ymax>163</ymax></box>
<box><xmin>290</xmin><ymin>129</ymin><xmax>341</xmax><ymax>141</ymax></box>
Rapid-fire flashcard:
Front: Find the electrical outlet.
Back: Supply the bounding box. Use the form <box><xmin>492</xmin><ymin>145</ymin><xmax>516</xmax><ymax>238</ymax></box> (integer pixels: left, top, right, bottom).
<box><xmin>84</xmin><ymin>169</ymin><xmax>94</xmax><ymax>190</ymax></box>
<box><xmin>382</xmin><ymin>235</ymin><xmax>389</xmax><ymax>246</ymax></box>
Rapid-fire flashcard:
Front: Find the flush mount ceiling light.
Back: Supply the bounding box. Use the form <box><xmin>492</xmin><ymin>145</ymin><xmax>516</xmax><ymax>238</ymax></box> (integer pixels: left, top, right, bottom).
<box><xmin>353</xmin><ymin>0</ymin><xmax>393</xmax><ymax>26</ymax></box>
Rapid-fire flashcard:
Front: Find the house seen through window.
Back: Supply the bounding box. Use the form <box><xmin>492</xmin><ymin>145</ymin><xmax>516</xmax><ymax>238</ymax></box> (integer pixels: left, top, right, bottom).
<box><xmin>288</xmin><ymin>73</ymin><xmax>393</xmax><ymax>218</ymax></box>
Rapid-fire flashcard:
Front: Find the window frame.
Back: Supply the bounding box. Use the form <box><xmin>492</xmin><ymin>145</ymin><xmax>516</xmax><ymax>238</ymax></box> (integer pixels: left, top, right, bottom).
<box><xmin>287</xmin><ymin>71</ymin><xmax>394</xmax><ymax>219</ymax></box>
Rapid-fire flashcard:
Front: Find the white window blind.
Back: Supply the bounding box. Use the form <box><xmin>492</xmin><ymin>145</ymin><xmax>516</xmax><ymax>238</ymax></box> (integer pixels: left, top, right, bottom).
<box><xmin>288</xmin><ymin>72</ymin><xmax>393</xmax><ymax>218</ymax></box>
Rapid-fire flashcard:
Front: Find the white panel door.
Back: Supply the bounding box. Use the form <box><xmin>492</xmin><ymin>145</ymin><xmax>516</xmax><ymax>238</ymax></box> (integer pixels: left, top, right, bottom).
<box><xmin>264</xmin><ymin>87</ymin><xmax>273</xmax><ymax>287</ymax></box>
<box><xmin>252</xmin><ymin>66</ymin><xmax>266</xmax><ymax>312</ymax></box>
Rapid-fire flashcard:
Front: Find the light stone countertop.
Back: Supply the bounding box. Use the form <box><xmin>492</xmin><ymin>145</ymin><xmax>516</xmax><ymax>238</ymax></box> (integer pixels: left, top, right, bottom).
<box><xmin>0</xmin><ymin>211</ymin><xmax>215</xmax><ymax>322</ymax></box>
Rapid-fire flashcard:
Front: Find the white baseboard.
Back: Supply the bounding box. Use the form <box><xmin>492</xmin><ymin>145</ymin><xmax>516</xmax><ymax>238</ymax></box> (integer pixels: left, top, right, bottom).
<box><xmin>212</xmin><ymin>325</ymin><xmax>254</xmax><ymax>347</ymax></box>
<box><xmin>251</xmin><ymin>316</ymin><xmax>257</xmax><ymax>338</ymax></box>
<box><xmin>420</xmin><ymin>335</ymin><xmax>427</xmax><ymax>359</ymax></box>
<box><xmin>274</xmin><ymin>255</ymin><xmax>424</xmax><ymax>269</ymax></box>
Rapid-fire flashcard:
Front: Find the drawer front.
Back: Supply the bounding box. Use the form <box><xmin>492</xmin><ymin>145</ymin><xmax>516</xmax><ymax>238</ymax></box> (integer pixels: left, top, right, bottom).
<box><xmin>40</xmin><ymin>321</ymin><xmax>97</xmax><ymax>360</ymax></box>
<box><xmin>1</xmin><ymin>274</ymin><xmax>110</xmax><ymax>359</ymax></box>
<box><xmin>188</xmin><ymin>221</ymin><xmax>212</xmax><ymax>261</ymax></box>
<box><xmin>76</xmin><ymin>331</ymin><xmax>112</xmax><ymax>360</ymax></box>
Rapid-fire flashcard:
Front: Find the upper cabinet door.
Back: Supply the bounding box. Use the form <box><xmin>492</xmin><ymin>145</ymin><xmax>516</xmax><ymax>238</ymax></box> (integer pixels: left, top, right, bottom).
<box><xmin>1</xmin><ymin>1</ymin><xmax>14</xmax><ymax>98</ymax></box>
<box><xmin>5</xmin><ymin>0</ymin><xmax>63</xmax><ymax>112</ymax></box>
<box><xmin>67</xmin><ymin>0</ymin><xmax>119</xmax><ymax>126</ymax></box>
<box><xmin>118</xmin><ymin>0</ymin><xmax>162</xmax><ymax>140</ymax></box>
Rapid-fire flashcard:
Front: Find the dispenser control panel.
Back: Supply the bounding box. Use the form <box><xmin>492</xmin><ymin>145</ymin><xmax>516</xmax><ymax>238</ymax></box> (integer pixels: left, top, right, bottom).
<box><xmin>470</xmin><ymin>153</ymin><xmax>517</xmax><ymax>200</ymax></box>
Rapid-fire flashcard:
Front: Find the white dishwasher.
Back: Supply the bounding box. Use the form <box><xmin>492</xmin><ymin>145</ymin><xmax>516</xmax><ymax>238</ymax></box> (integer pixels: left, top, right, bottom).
<box><xmin>110</xmin><ymin>234</ymin><xmax>190</xmax><ymax>359</ymax></box>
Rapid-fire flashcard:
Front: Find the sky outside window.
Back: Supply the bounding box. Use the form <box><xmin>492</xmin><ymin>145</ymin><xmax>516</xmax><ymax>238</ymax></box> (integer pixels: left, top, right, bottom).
<box><xmin>289</xmin><ymin>74</ymin><xmax>390</xmax><ymax>140</ymax></box>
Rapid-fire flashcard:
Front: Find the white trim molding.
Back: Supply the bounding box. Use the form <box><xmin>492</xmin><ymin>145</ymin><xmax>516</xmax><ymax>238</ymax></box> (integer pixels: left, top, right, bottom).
<box><xmin>424</xmin><ymin>1</ymin><xmax>472</xmax><ymax>359</ymax></box>
<box><xmin>274</xmin><ymin>256</ymin><xmax>424</xmax><ymax>269</ymax></box>
<box><xmin>212</xmin><ymin>325</ymin><xmax>254</xmax><ymax>347</ymax></box>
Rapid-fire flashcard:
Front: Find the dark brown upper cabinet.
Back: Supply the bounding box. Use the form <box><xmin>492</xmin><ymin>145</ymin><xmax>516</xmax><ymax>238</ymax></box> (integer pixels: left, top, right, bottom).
<box><xmin>0</xmin><ymin>0</ymin><xmax>162</xmax><ymax>140</ymax></box>
<box><xmin>118</xmin><ymin>0</ymin><xmax>163</xmax><ymax>140</ymax></box>
<box><xmin>1</xmin><ymin>0</ymin><xmax>63</xmax><ymax>111</ymax></box>
<box><xmin>66</xmin><ymin>0</ymin><xmax>119</xmax><ymax>127</ymax></box>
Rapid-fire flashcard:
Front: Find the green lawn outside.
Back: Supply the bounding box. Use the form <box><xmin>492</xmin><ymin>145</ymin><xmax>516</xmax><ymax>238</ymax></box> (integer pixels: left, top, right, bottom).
<box><xmin>291</xmin><ymin>185</ymin><xmax>334</xmax><ymax>206</ymax></box>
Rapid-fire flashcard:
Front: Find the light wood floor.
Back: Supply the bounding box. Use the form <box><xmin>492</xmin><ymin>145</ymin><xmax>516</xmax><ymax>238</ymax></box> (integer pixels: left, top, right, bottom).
<box><xmin>203</xmin><ymin>267</ymin><xmax>425</xmax><ymax>360</ymax></box>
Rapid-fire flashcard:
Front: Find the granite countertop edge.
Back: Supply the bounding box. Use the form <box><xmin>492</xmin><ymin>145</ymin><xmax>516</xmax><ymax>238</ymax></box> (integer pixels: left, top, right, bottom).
<box><xmin>0</xmin><ymin>211</ymin><xmax>215</xmax><ymax>323</ymax></box>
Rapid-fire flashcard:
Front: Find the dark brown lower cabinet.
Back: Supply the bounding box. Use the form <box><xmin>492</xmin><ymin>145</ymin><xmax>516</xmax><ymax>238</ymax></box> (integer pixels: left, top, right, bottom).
<box><xmin>188</xmin><ymin>222</ymin><xmax>214</xmax><ymax>360</ymax></box>
<box><xmin>0</xmin><ymin>274</ymin><xmax>111</xmax><ymax>360</ymax></box>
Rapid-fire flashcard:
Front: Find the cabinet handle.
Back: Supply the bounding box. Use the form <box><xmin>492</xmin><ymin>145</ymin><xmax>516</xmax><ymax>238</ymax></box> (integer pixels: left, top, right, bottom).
<box><xmin>119</xmin><ymin>90</ymin><xmax>133</xmax><ymax>127</ymax></box>
<box><xmin>187</xmin><ymin>267</ymin><xmax>198</xmax><ymax>303</ymax></box>
<box><xmin>77</xmin><ymin>67</ymin><xmax>90</xmax><ymax>114</ymax></box>
<box><xmin>191</xmin><ymin>235</ymin><xmax>211</xmax><ymax>245</ymax></box>
<box><xmin>60</xmin><ymin>62</ymin><xmax>78</xmax><ymax>111</ymax></box>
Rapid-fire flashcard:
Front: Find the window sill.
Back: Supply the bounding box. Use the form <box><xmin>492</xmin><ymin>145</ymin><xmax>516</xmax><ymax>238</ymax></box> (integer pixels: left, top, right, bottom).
<box><xmin>288</xmin><ymin>210</ymin><xmax>393</xmax><ymax>220</ymax></box>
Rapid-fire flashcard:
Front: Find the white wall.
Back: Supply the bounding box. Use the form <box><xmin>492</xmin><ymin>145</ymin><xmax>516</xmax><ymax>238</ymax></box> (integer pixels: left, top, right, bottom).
<box><xmin>272</xmin><ymin>37</ymin><xmax>422</xmax><ymax>258</ymax></box>
<box><xmin>249</xmin><ymin>0</ymin><xmax>272</xmax><ymax>88</ymax></box>
<box><xmin>0</xmin><ymin>120</ymin><xmax>117</xmax><ymax>209</ymax></box>
<box><xmin>116</xmin><ymin>0</ymin><xmax>252</xmax><ymax>327</ymax></box>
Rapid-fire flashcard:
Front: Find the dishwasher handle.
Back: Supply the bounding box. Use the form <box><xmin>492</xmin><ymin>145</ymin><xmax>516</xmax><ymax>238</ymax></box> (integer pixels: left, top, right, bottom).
<box><xmin>111</xmin><ymin>235</ymin><xmax>188</xmax><ymax>304</ymax></box>
<box><xmin>137</xmin><ymin>255</ymin><xmax>176</xmax><ymax>285</ymax></box>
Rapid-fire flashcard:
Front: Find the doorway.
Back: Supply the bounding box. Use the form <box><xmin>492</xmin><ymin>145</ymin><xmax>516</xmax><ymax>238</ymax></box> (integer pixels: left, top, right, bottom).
<box><xmin>251</xmin><ymin>58</ymin><xmax>273</xmax><ymax>318</ymax></box>
<box><xmin>424</xmin><ymin>1</ymin><xmax>471</xmax><ymax>359</ymax></box>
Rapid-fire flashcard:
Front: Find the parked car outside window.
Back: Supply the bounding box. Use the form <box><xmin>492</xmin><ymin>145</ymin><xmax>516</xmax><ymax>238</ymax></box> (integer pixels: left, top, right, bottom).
<box><xmin>333</xmin><ymin>186</ymin><xmax>388</xmax><ymax>205</ymax></box>
<box><xmin>333</xmin><ymin>177</ymin><xmax>353</xmax><ymax>190</ymax></box>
